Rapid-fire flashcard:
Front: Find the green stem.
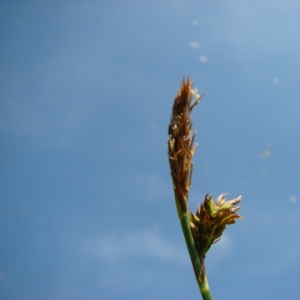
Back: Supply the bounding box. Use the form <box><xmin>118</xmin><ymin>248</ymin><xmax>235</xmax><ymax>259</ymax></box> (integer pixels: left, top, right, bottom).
<box><xmin>175</xmin><ymin>195</ymin><xmax>213</xmax><ymax>299</ymax></box>
<box><xmin>179</xmin><ymin>214</ymin><xmax>202</xmax><ymax>283</ymax></box>
<box><xmin>200</xmin><ymin>272</ymin><xmax>213</xmax><ymax>300</ymax></box>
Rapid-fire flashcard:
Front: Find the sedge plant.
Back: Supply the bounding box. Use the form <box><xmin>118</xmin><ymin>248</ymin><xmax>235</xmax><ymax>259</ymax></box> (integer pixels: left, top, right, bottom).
<box><xmin>168</xmin><ymin>78</ymin><xmax>242</xmax><ymax>299</ymax></box>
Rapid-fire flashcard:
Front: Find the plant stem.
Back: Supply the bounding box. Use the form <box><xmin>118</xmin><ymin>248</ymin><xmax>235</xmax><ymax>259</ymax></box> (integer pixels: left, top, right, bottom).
<box><xmin>179</xmin><ymin>213</ymin><xmax>202</xmax><ymax>283</ymax></box>
<box><xmin>201</xmin><ymin>289</ymin><xmax>213</xmax><ymax>300</ymax></box>
<box><xmin>176</xmin><ymin>195</ymin><xmax>213</xmax><ymax>299</ymax></box>
<box><xmin>199</xmin><ymin>271</ymin><xmax>213</xmax><ymax>300</ymax></box>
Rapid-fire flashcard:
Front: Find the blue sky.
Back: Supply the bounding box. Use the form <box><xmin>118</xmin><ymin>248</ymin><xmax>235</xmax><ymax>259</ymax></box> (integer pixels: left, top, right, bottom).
<box><xmin>1</xmin><ymin>1</ymin><xmax>300</xmax><ymax>299</ymax></box>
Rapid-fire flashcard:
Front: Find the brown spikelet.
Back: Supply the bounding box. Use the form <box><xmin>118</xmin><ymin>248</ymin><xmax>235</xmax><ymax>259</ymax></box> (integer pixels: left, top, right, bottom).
<box><xmin>190</xmin><ymin>193</ymin><xmax>243</xmax><ymax>257</ymax></box>
<box><xmin>168</xmin><ymin>78</ymin><xmax>203</xmax><ymax>214</ymax></box>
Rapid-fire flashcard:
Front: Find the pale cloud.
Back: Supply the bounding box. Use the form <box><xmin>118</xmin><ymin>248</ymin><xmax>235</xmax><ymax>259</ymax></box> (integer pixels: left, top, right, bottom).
<box><xmin>203</xmin><ymin>1</ymin><xmax>300</xmax><ymax>57</ymax></box>
<box><xmin>188</xmin><ymin>41</ymin><xmax>201</xmax><ymax>49</ymax></box>
<box><xmin>205</xmin><ymin>233</ymin><xmax>233</xmax><ymax>271</ymax></box>
<box><xmin>244</xmin><ymin>209</ymin><xmax>300</xmax><ymax>278</ymax></box>
<box><xmin>83</xmin><ymin>229</ymin><xmax>189</xmax><ymax>265</ymax></box>
<box><xmin>81</xmin><ymin>227</ymin><xmax>235</xmax><ymax>270</ymax></box>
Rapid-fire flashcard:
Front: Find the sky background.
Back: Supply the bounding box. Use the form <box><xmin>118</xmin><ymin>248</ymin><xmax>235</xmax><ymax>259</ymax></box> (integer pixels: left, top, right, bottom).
<box><xmin>1</xmin><ymin>1</ymin><xmax>300</xmax><ymax>299</ymax></box>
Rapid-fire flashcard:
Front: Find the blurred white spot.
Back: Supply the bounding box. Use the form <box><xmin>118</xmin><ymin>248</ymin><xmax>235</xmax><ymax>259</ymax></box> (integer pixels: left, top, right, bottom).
<box><xmin>289</xmin><ymin>196</ymin><xmax>297</xmax><ymax>203</ymax></box>
<box><xmin>0</xmin><ymin>273</ymin><xmax>4</xmax><ymax>279</ymax></box>
<box><xmin>272</xmin><ymin>77</ymin><xmax>279</xmax><ymax>84</ymax></box>
<box><xmin>189</xmin><ymin>41</ymin><xmax>200</xmax><ymax>49</ymax></box>
<box><xmin>199</xmin><ymin>56</ymin><xmax>208</xmax><ymax>63</ymax></box>
<box><xmin>192</xmin><ymin>20</ymin><xmax>198</xmax><ymax>26</ymax></box>
<box><xmin>258</xmin><ymin>149</ymin><xmax>271</xmax><ymax>160</ymax></box>
<box><xmin>267</xmin><ymin>141</ymin><xmax>273</xmax><ymax>148</ymax></box>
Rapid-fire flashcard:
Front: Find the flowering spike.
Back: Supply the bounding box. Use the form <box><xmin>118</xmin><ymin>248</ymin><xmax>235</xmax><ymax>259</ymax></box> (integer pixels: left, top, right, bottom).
<box><xmin>168</xmin><ymin>78</ymin><xmax>203</xmax><ymax>215</ymax></box>
<box><xmin>191</xmin><ymin>193</ymin><xmax>243</xmax><ymax>257</ymax></box>
<box><xmin>168</xmin><ymin>78</ymin><xmax>242</xmax><ymax>299</ymax></box>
